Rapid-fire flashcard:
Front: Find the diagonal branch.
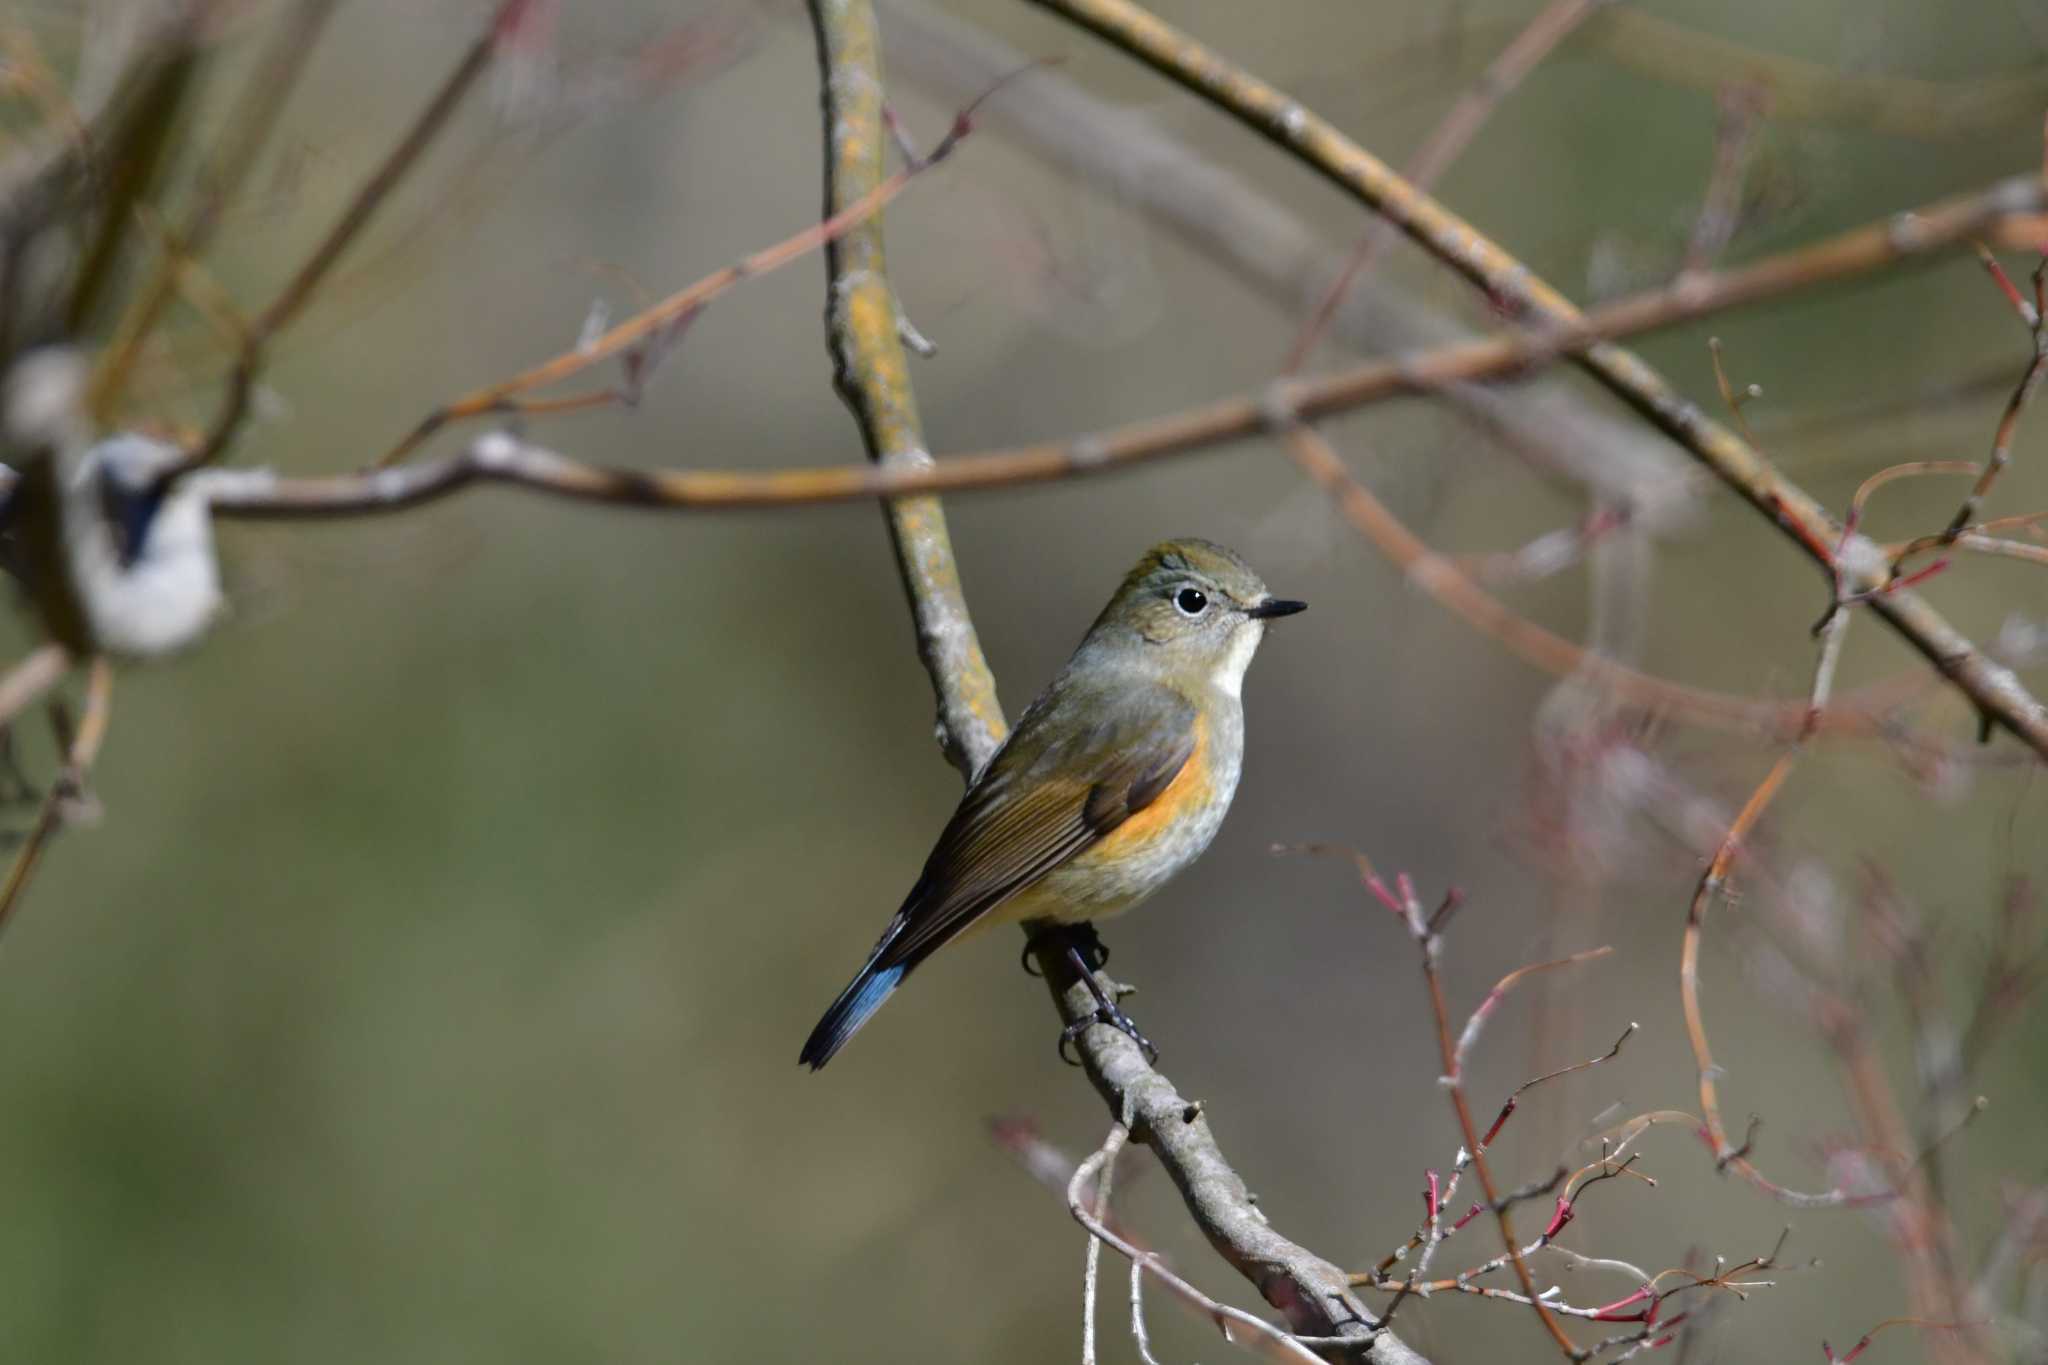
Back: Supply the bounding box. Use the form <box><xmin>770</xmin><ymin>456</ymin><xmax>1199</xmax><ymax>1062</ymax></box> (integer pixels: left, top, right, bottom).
<box><xmin>808</xmin><ymin>0</ymin><xmax>1003</xmax><ymax>779</ymax></box>
<box><xmin>1283</xmin><ymin>0</ymin><xmax>1608</xmax><ymax>374</ymax></box>
<box><xmin>803</xmin><ymin>4</ymin><xmax>1430</xmax><ymax>1361</ymax></box>
<box><xmin>1036</xmin><ymin>947</ymin><xmax>1433</xmax><ymax>1364</ymax></box>
<box><xmin>0</xmin><ymin>656</ymin><xmax>113</xmax><ymax>939</ymax></box>
<box><xmin>171</xmin><ymin>0</ymin><xmax>527</xmax><ymax>478</ymax></box>
<box><xmin>193</xmin><ymin>169</ymin><xmax>2048</xmax><ymax>519</ymax></box>
<box><xmin>1022</xmin><ymin>0</ymin><xmax>2048</xmax><ymax>759</ymax></box>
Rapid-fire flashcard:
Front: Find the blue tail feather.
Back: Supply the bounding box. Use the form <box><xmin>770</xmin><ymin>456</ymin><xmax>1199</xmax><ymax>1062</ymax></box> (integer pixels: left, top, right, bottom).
<box><xmin>799</xmin><ymin>959</ymin><xmax>907</xmax><ymax>1070</ymax></box>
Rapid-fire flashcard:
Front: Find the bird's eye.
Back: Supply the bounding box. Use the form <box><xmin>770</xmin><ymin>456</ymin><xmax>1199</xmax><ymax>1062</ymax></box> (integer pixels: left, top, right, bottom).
<box><xmin>1173</xmin><ymin>587</ymin><xmax>1209</xmax><ymax>616</ymax></box>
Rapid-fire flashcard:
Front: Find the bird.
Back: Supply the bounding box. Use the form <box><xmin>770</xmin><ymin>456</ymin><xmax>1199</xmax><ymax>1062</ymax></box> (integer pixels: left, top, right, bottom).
<box><xmin>800</xmin><ymin>538</ymin><xmax>1305</xmax><ymax>1070</ymax></box>
<box><xmin>1</xmin><ymin>353</ymin><xmax>224</xmax><ymax>660</ymax></box>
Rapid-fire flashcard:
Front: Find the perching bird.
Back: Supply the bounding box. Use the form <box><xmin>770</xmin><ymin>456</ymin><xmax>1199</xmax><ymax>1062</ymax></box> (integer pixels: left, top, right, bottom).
<box><xmin>800</xmin><ymin>538</ymin><xmax>1305</xmax><ymax>1070</ymax></box>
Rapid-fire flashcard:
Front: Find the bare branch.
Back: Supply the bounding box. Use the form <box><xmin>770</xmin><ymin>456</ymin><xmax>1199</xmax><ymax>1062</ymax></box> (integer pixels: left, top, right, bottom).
<box><xmin>190</xmin><ymin>169</ymin><xmax>2047</xmax><ymax>517</ymax></box>
<box><xmin>1022</xmin><ymin>0</ymin><xmax>2048</xmax><ymax>755</ymax></box>
<box><xmin>1270</xmin><ymin>423</ymin><xmax>1911</xmax><ymax>740</ymax></box>
<box><xmin>0</xmin><ymin>655</ymin><xmax>112</xmax><ymax>939</ymax></box>
<box><xmin>1067</xmin><ymin>1123</ymin><xmax>1330</xmax><ymax>1365</ymax></box>
<box><xmin>372</xmin><ymin>94</ymin><xmax>979</xmax><ymax>470</ymax></box>
<box><xmin>808</xmin><ymin>0</ymin><xmax>1003</xmax><ymax>778</ymax></box>
<box><xmin>804</xmin><ymin>8</ymin><xmax>1429</xmax><ymax>1360</ymax></box>
<box><xmin>0</xmin><ymin>644</ymin><xmax>69</xmax><ymax>732</ymax></box>
<box><xmin>175</xmin><ymin>0</ymin><xmax>527</xmax><ymax>475</ymax></box>
<box><xmin>1677</xmin><ymin>83</ymin><xmax>1766</xmax><ymax>279</ymax></box>
<box><xmin>1283</xmin><ymin>0</ymin><xmax>1608</xmax><ymax>373</ymax></box>
<box><xmin>88</xmin><ymin>0</ymin><xmax>342</xmax><ymax>418</ymax></box>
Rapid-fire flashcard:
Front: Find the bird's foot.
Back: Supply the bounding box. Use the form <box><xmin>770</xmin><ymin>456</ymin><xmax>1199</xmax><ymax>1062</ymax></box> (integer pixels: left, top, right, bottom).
<box><xmin>1056</xmin><ymin>998</ymin><xmax>1155</xmax><ymax>1072</ymax></box>
<box><xmin>1058</xmin><ymin>942</ymin><xmax>1156</xmax><ymax>1066</ymax></box>
<box><xmin>1057</xmin><ymin>997</ymin><xmax>1157</xmax><ymax>1067</ymax></box>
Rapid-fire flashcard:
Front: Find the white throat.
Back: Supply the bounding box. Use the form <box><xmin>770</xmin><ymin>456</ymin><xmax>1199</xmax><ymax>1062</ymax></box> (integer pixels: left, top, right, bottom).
<box><xmin>1211</xmin><ymin>621</ymin><xmax>1263</xmax><ymax>698</ymax></box>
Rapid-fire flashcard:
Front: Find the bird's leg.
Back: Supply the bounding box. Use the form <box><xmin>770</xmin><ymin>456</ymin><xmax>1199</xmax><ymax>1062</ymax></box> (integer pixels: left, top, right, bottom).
<box><xmin>1022</xmin><ymin>922</ymin><xmax>1154</xmax><ymax>1063</ymax></box>
<box><xmin>1019</xmin><ymin>919</ymin><xmax>1110</xmax><ymax>976</ymax></box>
<box><xmin>1055</xmin><ymin>932</ymin><xmax>1156</xmax><ymax>1067</ymax></box>
<box><xmin>1070</xmin><ymin>921</ymin><xmax>1110</xmax><ymax>972</ymax></box>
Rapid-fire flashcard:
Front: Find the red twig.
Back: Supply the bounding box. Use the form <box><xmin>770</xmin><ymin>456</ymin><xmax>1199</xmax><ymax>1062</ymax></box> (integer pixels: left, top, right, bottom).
<box><xmin>1936</xmin><ymin>252</ymin><xmax>2048</xmax><ymax>542</ymax></box>
<box><xmin>1822</xmin><ymin>1316</ymin><xmax>1965</xmax><ymax>1363</ymax></box>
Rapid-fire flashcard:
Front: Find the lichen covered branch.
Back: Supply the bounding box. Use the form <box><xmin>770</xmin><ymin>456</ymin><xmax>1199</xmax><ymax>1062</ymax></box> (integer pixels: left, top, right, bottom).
<box><xmin>804</xmin><ymin>6</ymin><xmax>1430</xmax><ymax>1358</ymax></box>
<box><xmin>807</xmin><ymin>0</ymin><xmax>1004</xmax><ymax>777</ymax></box>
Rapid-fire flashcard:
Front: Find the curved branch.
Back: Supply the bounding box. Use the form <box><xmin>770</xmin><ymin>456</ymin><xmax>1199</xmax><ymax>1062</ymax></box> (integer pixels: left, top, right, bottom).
<box><xmin>0</xmin><ymin>656</ymin><xmax>112</xmax><ymax>939</ymax></box>
<box><xmin>1274</xmin><ymin>423</ymin><xmax>1920</xmax><ymax>739</ymax></box>
<box><xmin>1581</xmin><ymin>8</ymin><xmax>2048</xmax><ymax>141</ymax></box>
<box><xmin>1038</xmin><ymin>949</ymin><xmax>1433</xmax><ymax>1364</ymax></box>
<box><xmin>171</xmin><ymin>0</ymin><xmax>519</xmax><ymax>477</ymax></box>
<box><xmin>872</xmin><ymin>0</ymin><xmax>1695</xmax><ymax>528</ymax></box>
<box><xmin>1022</xmin><ymin>0</ymin><xmax>2048</xmax><ymax>758</ymax></box>
<box><xmin>195</xmin><ymin>169</ymin><xmax>2048</xmax><ymax>517</ymax></box>
<box><xmin>803</xmin><ymin>5</ymin><xmax>1431</xmax><ymax>1360</ymax></box>
<box><xmin>0</xmin><ymin>644</ymin><xmax>70</xmax><ymax>731</ymax></box>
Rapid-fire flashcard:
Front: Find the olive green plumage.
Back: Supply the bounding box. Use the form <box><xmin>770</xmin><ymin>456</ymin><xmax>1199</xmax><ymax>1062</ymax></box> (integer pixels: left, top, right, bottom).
<box><xmin>801</xmin><ymin>539</ymin><xmax>1304</xmax><ymax>1070</ymax></box>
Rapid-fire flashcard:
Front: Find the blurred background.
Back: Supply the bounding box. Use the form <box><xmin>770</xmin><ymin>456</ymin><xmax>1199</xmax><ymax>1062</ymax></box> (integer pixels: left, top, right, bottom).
<box><xmin>0</xmin><ymin>0</ymin><xmax>2044</xmax><ymax>1360</ymax></box>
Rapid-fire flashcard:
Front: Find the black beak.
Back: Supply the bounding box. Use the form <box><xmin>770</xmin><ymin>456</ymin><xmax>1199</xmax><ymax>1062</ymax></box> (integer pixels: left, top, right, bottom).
<box><xmin>1246</xmin><ymin>598</ymin><xmax>1307</xmax><ymax>620</ymax></box>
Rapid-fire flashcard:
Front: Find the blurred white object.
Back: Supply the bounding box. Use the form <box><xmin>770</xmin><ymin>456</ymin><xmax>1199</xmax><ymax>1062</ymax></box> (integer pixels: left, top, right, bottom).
<box><xmin>69</xmin><ymin>432</ymin><xmax>224</xmax><ymax>657</ymax></box>
<box><xmin>3</xmin><ymin>351</ymin><xmax>223</xmax><ymax>658</ymax></box>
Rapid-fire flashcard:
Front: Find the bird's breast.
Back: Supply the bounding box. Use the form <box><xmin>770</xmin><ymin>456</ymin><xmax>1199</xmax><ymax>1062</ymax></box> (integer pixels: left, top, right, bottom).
<box><xmin>1022</xmin><ymin>698</ymin><xmax>1246</xmax><ymax>921</ymax></box>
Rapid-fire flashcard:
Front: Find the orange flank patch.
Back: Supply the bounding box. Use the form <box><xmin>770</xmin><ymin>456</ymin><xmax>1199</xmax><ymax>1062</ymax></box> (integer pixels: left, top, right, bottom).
<box><xmin>1095</xmin><ymin>713</ymin><xmax>1211</xmax><ymax>856</ymax></box>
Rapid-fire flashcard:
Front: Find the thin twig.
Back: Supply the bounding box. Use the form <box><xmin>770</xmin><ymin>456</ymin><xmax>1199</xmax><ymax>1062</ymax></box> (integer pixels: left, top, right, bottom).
<box><xmin>1081</xmin><ymin>1116</ymin><xmax>1115</xmax><ymax>1365</ymax></box>
<box><xmin>0</xmin><ymin>656</ymin><xmax>112</xmax><ymax>939</ymax></box>
<box><xmin>1024</xmin><ymin>0</ymin><xmax>2048</xmax><ymax>755</ymax></box>
<box><xmin>177</xmin><ymin>157</ymin><xmax>2048</xmax><ymax>753</ymax></box>
<box><xmin>88</xmin><ymin>0</ymin><xmax>341</xmax><ymax>419</ymax></box>
<box><xmin>175</xmin><ymin>0</ymin><xmax>526</xmax><ymax>476</ymax></box>
<box><xmin>189</xmin><ymin>167</ymin><xmax>2048</xmax><ymax>516</ymax></box>
<box><xmin>1677</xmin><ymin>754</ymin><xmax>1857</xmax><ymax>1205</ymax></box>
<box><xmin>1453</xmin><ymin>947</ymin><xmax>1616</xmax><ymax>1076</ymax></box>
<box><xmin>1130</xmin><ymin>1256</ymin><xmax>1163</xmax><ymax>1365</ymax></box>
<box><xmin>804</xmin><ymin>7</ymin><xmax>1430</xmax><ymax>1360</ymax></box>
<box><xmin>1067</xmin><ymin>1125</ymin><xmax>1328</xmax><ymax>1365</ymax></box>
<box><xmin>1677</xmin><ymin>83</ymin><xmax>1766</xmax><ymax>279</ymax></box>
<box><xmin>1270</xmin><ymin>422</ymin><xmax>1914</xmax><ymax>738</ymax></box>
<box><xmin>370</xmin><ymin>88</ymin><xmax>983</xmax><ymax>470</ymax></box>
<box><xmin>1823</xmin><ymin>1315</ymin><xmax>1967</xmax><ymax>1363</ymax></box>
<box><xmin>1937</xmin><ymin>255</ymin><xmax>2048</xmax><ymax>543</ymax></box>
<box><xmin>0</xmin><ymin>644</ymin><xmax>70</xmax><ymax>731</ymax></box>
<box><xmin>1347</xmin><ymin>867</ymin><xmax>1580</xmax><ymax>1357</ymax></box>
<box><xmin>1282</xmin><ymin>0</ymin><xmax>1607</xmax><ymax>372</ymax></box>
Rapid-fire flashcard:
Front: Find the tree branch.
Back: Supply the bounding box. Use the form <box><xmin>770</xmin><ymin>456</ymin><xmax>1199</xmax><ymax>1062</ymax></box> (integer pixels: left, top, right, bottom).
<box><xmin>807</xmin><ymin>0</ymin><xmax>1003</xmax><ymax>778</ymax></box>
<box><xmin>171</xmin><ymin>0</ymin><xmax>523</xmax><ymax>478</ymax></box>
<box><xmin>1022</xmin><ymin>0</ymin><xmax>2048</xmax><ymax>757</ymax></box>
<box><xmin>1037</xmin><ymin>949</ymin><xmax>1433</xmax><ymax>1364</ymax></box>
<box><xmin>873</xmin><ymin>0</ymin><xmax>1695</xmax><ymax>527</ymax></box>
<box><xmin>188</xmin><ymin>169</ymin><xmax>2048</xmax><ymax>517</ymax></box>
<box><xmin>802</xmin><ymin>5</ymin><xmax>1430</xmax><ymax>1359</ymax></box>
<box><xmin>0</xmin><ymin>655</ymin><xmax>112</xmax><ymax>939</ymax></box>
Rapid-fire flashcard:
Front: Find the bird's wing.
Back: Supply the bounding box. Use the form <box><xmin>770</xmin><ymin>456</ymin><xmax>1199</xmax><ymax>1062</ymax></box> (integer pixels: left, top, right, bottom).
<box><xmin>881</xmin><ymin>681</ymin><xmax>1199</xmax><ymax>967</ymax></box>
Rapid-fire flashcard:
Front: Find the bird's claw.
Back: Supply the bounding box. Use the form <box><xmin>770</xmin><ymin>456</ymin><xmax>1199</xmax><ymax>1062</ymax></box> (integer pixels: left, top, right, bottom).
<box><xmin>1057</xmin><ymin>998</ymin><xmax>1158</xmax><ymax>1067</ymax></box>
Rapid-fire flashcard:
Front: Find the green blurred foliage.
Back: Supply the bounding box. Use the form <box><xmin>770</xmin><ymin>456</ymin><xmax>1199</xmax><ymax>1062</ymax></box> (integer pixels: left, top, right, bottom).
<box><xmin>0</xmin><ymin>1</ymin><xmax>2043</xmax><ymax>1361</ymax></box>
